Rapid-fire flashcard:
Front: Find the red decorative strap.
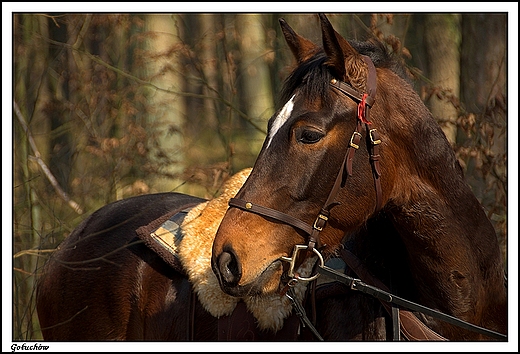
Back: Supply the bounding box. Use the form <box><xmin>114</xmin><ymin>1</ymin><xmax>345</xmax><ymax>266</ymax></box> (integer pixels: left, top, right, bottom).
<box><xmin>357</xmin><ymin>93</ymin><xmax>371</xmax><ymax>125</ymax></box>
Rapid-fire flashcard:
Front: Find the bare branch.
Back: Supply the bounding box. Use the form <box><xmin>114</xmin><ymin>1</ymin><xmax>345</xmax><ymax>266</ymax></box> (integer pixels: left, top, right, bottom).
<box><xmin>13</xmin><ymin>101</ymin><xmax>84</xmax><ymax>214</ymax></box>
<box><xmin>38</xmin><ymin>306</ymin><xmax>89</xmax><ymax>331</ymax></box>
<box><xmin>40</xmin><ymin>35</ymin><xmax>267</xmax><ymax>135</ymax></box>
<box><xmin>13</xmin><ymin>249</ymin><xmax>55</xmax><ymax>259</ymax></box>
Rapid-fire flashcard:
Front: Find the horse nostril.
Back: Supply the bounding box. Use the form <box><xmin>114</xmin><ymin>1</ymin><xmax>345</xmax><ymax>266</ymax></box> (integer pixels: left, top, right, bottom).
<box><xmin>218</xmin><ymin>250</ymin><xmax>241</xmax><ymax>286</ymax></box>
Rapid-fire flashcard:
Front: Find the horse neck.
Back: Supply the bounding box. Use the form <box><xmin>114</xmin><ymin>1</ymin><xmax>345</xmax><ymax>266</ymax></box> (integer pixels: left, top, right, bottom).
<box><xmin>386</xmin><ymin>131</ymin><xmax>507</xmax><ymax>334</ymax></box>
<box><xmin>390</xmin><ymin>171</ymin><xmax>503</xmax><ymax>276</ymax></box>
<box><xmin>370</xmin><ymin>72</ymin><xmax>506</xmax><ymax>335</ymax></box>
<box><xmin>379</xmin><ymin>76</ymin><xmax>503</xmax><ymax>278</ymax></box>
<box><xmin>389</xmin><ymin>188</ymin><xmax>506</xmax><ymax>335</ymax></box>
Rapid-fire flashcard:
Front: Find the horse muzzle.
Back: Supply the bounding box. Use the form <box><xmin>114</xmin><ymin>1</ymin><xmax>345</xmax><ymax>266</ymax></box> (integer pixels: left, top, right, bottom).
<box><xmin>211</xmin><ymin>248</ymin><xmax>284</xmax><ymax>297</ymax></box>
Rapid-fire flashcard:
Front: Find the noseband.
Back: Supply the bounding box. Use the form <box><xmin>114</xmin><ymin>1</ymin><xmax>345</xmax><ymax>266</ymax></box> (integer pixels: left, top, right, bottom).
<box><xmin>228</xmin><ymin>55</ymin><xmax>382</xmax><ymax>258</ymax></box>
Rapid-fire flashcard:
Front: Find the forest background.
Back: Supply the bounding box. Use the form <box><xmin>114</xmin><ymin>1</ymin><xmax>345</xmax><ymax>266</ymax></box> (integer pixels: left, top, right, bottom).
<box><xmin>7</xmin><ymin>6</ymin><xmax>516</xmax><ymax>343</ymax></box>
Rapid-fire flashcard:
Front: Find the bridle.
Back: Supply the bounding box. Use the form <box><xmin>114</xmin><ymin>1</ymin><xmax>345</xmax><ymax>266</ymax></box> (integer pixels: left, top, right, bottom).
<box><xmin>225</xmin><ymin>55</ymin><xmax>507</xmax><ymax>341</ymax></box>
<box><xmin>226</xmin><ymin>55</ymin><xmax>380</xmax><ymax>340</ymax></box>
<box><xmin>229</xmin><ymin>55</ymin><xmax>380</xmax><ymax>281</ymax></box>
<box><xmin>228</xmin><ymin>54</ymin><xmax>382</xmax><ymax>259</ymax></box>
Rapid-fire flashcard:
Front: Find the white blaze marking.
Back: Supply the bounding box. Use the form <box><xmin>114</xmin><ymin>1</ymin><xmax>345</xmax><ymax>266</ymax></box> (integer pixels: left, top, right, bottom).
<box><xmin>266</xmin><ymin>95</ymin><xmax>295</xmax><ymax>149</ymax></box>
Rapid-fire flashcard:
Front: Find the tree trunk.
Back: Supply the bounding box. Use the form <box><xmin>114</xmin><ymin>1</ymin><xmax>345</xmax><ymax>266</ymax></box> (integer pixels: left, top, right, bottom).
<box><xmin>424</xmin><ymin>14</ymin><xmax>461</xmax><ymax>144</ymax></box>
<box><xmin>13</xmin><ymin>13</ymin><xmax>52</xmax><ymax>340</ymax></box>
<box><xmin>235</xmin><ymin>14</ymin><xmax>273</xmax><ymax>160</ymax></box>
<box><xmin>145</xmin><ymin>14</ymin><xmax>186</xmax><ymax>192</ymax></box>
<box><xmin>460</xmin><ymin>14</ymin><xmax>507</xmax><ymax>259</ymax></box>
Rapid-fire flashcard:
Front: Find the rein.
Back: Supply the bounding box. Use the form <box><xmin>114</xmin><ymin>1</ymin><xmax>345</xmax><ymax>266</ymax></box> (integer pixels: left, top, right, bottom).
<box><xmin>316</xmin><ymin>257</ymin><xmax>507</xmax><ymax>341</ymax></box>
<box><xmin>277</xmin><ymin>245</ymin><xmax>506</xmax><ymax>341</ymax></box>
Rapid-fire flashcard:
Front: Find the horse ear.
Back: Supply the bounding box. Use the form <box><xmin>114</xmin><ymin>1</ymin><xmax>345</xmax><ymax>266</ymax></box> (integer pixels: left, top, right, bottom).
<box><xmin>319</xmin><ymin>14</ymin><xmax>367</xmax><ymax>90</ymax></box>
<box><xmin>279</xmin><ymin>18</ymin><xmax>319</xmax><ymax>64</ymax></box>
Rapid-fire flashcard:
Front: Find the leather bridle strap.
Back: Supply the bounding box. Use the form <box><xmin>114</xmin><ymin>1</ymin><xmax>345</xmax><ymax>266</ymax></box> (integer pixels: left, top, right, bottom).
<box><xmin>228</xmin><ymin>198</ymin><xmax>313</xmax><ymax>236</ymax></box>
<box><xmin>317</xmin><ymin>264</ymin><xmax>507</xmax><ymax>340</ymax></box>
<box><xmin>339</xmin><ymin>248</ymin><xmax>447</xmax><ymax>341</ymax></box>
<box><xmin>333</xmin><ymin>55</ymin><xmax>382</xmax><ymax>212</ymax></box>
<box><xmin>228</xmin><ymin>55</ymin><xmax>381</xmax><ymax>251</ymax></box>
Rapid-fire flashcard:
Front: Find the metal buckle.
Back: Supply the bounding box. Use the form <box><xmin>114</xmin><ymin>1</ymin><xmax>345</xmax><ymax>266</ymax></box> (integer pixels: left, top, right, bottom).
<box><xmin>350</xmin><ymin>278</ymin><xmax>361</xmax><ymax>290</ymax></box>
<box><xmin>369</xmin><ymin>129</ymin><xmax>381</xmax><ymax>145</ymax></box>
<box><xmin>349</xmin><ymin>131</ymin><xmax>362</xmax><ymax>149</ymax></box>
<box><xmin>279</xmin><ymin>244</ymin><xmax>325</xmax><ymax>282</ymax></box>
<box><xmin>313</xmin><ymin>214</ymin><xmax>328</xmax><ymax>232</ymax></box>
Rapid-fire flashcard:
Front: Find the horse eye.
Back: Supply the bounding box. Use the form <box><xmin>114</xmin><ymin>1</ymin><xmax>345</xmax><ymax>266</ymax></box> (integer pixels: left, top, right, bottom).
<box><xmin>296</xmin><ymin>128</ymin><xmax>324</xmax><ymax>144</ymax></box>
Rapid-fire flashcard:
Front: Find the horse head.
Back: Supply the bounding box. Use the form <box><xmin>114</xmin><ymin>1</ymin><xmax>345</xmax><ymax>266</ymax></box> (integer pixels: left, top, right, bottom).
<box><xmin>211</xmin><ymin>14</ymin><xmax>470</xmax><ymax>299</ymax></box>
<box><xmin>212</xmin><ymin>14</ymin><xmax>397</xmax><ymax>297</ymax></box>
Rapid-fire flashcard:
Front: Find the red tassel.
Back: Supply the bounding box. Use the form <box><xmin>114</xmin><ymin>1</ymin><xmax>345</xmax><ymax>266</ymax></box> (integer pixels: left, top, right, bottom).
<box><xmin>357</xmin><ymin>93</ymin><xmax>371</xmax><ymax>125</ymax></box>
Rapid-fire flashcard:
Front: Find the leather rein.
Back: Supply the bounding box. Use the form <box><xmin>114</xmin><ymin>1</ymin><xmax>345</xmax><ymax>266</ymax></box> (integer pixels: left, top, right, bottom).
<box><xmin>226</xmin><ymin>55</ymin><xmax>506</xmax><ymax>341</ymax></box>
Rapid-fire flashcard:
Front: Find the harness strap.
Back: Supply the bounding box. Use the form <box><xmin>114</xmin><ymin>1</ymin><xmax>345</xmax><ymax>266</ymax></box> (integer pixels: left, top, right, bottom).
<box><xmin>368</xmin><ymin>127</ymin><xmax>383</xmax><ymax>211</ymax></box>
<box><xmin>330</xmin><ymin>55</ymin><xmax>383</xmax><ymax>214</ymax></box>
<box><xmin>228</xmin><ymin>198</ymin><xmax>313</xmax><ymax>235</ymax></box>
<box><xmin>286</xmin><ymin>287</ymin><xmax>324</xmax><ymax>341</ymax></box>
<box><xmin>362</xmin><ymin>55</ymin><xmax>377</xmax><ymax>99</ymax></box>
<box><xmin>339</xmin><ymin>248</ymin><xmax>447</xmax><ymax>341</ymax></box>
<box><xmin>317</xmin><ymin>260</ymin><xmax>507</xmax><ymax>340</ymax></box>
<box><xmin>346</xmin><ymin>119</ymin><xmax>363</xmax><ymax>177</ymax></box>
<box><xmin>392</xmin><ymin>305</ymin><xmax>401</xmax><ymax>341</ymax></box>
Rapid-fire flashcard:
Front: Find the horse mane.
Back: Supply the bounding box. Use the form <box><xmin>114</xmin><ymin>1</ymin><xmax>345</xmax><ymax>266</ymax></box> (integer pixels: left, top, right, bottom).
<box><xmin>278</xmin><ymin>38</ymin><xmax>411</xmax><ymax>109</ymax></box>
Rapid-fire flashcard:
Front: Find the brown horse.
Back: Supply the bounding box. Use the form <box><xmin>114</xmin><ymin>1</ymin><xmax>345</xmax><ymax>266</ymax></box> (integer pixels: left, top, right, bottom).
<box><xmin>211</xmin><ymin>14</ymin><xmax>507</xmax><ymax>341</ymax></box>
<box><xmin>35</xmin><ymin>171</ymin><xmax>311</xmax><ymax>342</ymax></box>
<box><xmin>36</xmin><ymin>14</ymin><xmax>507</xmax><ymax>343</ymax></box>
<box><xmin>35</xmin><ymin>192</ymin><xmax>217</xmax><ymax>340</ymax></box>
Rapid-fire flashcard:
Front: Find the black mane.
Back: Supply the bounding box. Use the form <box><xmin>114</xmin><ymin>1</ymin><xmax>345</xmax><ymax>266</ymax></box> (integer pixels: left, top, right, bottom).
<box><xmin>279</xmin><ymin>53</ymin><xmax>331</xmax><ymax>107</ymax></box>
<box><xmin>278</xmin><ymin>38</ymin><xmax>410</xmax><ymax>109</ymax></box>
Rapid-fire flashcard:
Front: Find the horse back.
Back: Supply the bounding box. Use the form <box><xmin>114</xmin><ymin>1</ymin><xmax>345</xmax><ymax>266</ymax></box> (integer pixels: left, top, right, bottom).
<box><xmin>36</xmin><ymin>192</ymin><xmax>216</xmax><ymax>340</ymax></box>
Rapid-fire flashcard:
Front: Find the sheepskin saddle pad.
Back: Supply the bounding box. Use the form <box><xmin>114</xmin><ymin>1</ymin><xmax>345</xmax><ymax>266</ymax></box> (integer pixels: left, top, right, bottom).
<box><xmin>136</xmin><ymin>168</ymin><xmax>315</xmax><ymax>332</ymax></box>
